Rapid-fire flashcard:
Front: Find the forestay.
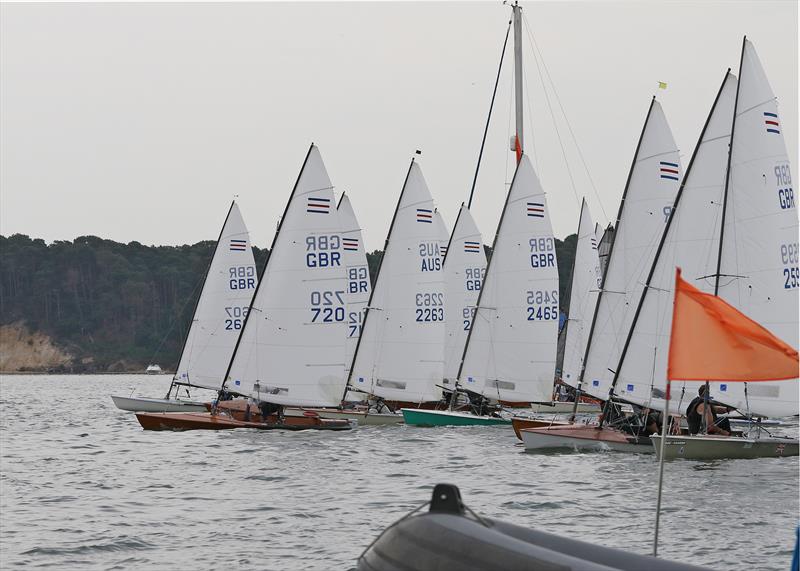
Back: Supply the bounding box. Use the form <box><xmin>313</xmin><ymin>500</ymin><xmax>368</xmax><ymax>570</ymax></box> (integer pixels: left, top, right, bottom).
<box><xmin>715</xmin><ymin>40</ymin><xmax>799</xmax><ymax>417</ymax></box>
<box><xmin>225</xmin><ymin>145</ymin><xmax>347</xmax><ymax>407</ymax></box>
<box><xmin>458</xmin><ymin>155</ymin><xmax>559</xmax><ymax>403</ymax></box>
<box><xmin>348</xmin><ymin>161</ymin><xmax>448</xmax><ymax>403</ymax></box>
<box><xmin>613</xmin><ymin>73</ymin><xmax>736</xmax><ymax>412</ymax></box>
<box><xmin>581</xmin><ymin>100</ymin><xmax>681</xmax><ymax>401</ymax></box>
<box><xmin>443</xmin><ymin>205</ymin><xmax>487</xmax><ymax>383</ymax></box>
<box><xmin>338</xmin><ymin>194</ymin><xmax>371</xmax><ymax>379</ymax></box>
<box><xmin>174</xmin><ymin>202</ymin><xmax>257</xmax><ymax>391</ymax></box>
<box><xmin>561</xmin><ymin>199</ymin><xmax>601</xmax><ymax>388</ymax></box>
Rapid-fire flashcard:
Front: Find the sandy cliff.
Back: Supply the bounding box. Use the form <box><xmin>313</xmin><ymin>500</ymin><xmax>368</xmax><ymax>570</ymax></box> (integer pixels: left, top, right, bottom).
<box><xmin>0</xmin><ymin>322</ymin><xmax>74</xmax><ymax>372</ymax></box>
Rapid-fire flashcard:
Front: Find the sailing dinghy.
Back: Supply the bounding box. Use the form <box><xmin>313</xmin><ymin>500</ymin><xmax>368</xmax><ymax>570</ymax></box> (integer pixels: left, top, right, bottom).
<box><xmin>403</xmin><ymin>154</ymin><xmax>559</xmax><ymax>427</ymax></box>
<box><xmin>292</xmin><ymin>193</ymin><xmax>404</xmax><ymax>426</ymax></box>
<box><xmin>344</xmin><ymin>158</ymin><xmax>449</xmax><ymax>411</ymax></box>
<box><xmin>650</xmin><ymin>39</ymin><xmax>799</xmax><ymax>460</ymax></box>
<box><xmin>521</xmin><ymin>96</ymin><xmax>682</xmax><ymax>451</ymax></box>
<box><xmin>136</xmin><ymin>145</ymin><xmax>352</xmax><ymax>431</ymax></box>
<box><xmin>112</xmin><ymin>201</ymin><xmax>257</xmax><ymax>413</ymax></box>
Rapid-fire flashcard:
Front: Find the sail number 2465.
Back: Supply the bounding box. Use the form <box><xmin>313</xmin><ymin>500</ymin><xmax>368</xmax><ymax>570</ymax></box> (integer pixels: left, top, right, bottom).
<box><xmin>526</xmin><ymin>290</ymin><xmax>558</xmax><ymax>321</ymax></box>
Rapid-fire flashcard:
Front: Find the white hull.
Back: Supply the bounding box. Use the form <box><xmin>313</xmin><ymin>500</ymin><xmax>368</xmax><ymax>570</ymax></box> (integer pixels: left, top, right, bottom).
<box><xmin>291</xmin><ymin>408</ymin><xmax>403</xmax><ymax>426</ymax></box>
<box><xmin>519</xmin><ymin>426</ymin><xmax>651</xmax><ymax>453</ymax></box>
<box><xmin>651</xmin><ymin>434</ymin><xmax>799</xmax><ymax>460</ymax></box>
<box><xmin>111</xmin><ymin>395</ymin><xmax>208</xmax><ymax>413</ymax></box>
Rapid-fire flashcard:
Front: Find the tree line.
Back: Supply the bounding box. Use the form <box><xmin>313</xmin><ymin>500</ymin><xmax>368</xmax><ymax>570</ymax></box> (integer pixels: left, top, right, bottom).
<box><xmin>0</xmin><ymin>233</ymin><xmax>576</xmax><ymax>372</ymax></box>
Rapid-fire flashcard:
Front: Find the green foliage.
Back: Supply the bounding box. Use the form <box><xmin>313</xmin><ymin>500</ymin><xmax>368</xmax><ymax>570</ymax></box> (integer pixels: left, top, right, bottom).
<box><xmin>0</xmin><ymin>234</ymin><xmax>268</xmax><ymax>371</ymax></box>
<box><xmin>0</xmin><ymin>232</ymin><xmax>576</xmax><ymax>371</ymax></box>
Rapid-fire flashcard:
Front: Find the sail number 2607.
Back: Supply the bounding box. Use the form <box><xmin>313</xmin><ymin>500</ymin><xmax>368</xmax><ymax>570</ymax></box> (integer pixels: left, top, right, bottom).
<box><xmin>526</xmin><ymin>290</ymin><xmax>558</xmax><ymax>321</ymax></box>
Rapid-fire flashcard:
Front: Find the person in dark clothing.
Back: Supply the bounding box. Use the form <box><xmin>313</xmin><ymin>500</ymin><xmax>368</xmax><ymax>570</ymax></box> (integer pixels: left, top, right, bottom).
<box><xmin>686</xmin><ymin>385</ymin><xmax>733</xmax><ymax>436</ymax></box>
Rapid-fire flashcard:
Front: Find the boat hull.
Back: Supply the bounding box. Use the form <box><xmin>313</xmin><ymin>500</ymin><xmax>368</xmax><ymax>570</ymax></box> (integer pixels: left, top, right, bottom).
<box><xmin>520</xmin><ymin>424</ymin><xmax>651</xmax><ymax>453</ymax></box>
<box><xmin>292</xmin><ymin>408</ymin><xmax>403</xmax><ymax>426</ymax></box>
<box><xmin>651</xmin><ymin>434</ymin><xmax>799</xmax><ymax>460</ymax></box>
<box><xmin>401</xmin><ymin>408</ymin><xmax>511</xmax><ymax>427</ymax></box>
<box><xmin>357</xmin><ymin>483</ymin><xmax>708</xmax><ymax>571</ymax></box>
<box><xmin>111</xmin><ymin>395</ymin><xmax>208</xmax><ymax>413</ymax></box>
<box><xmin>511</xmin><ymin>417</ymin><xmax>570</xmax><ymax>440</ymax></box>
<box><xmin>135</xmin><ymin>411</ymin><xmax>352</xmax><ymax>431</ymax></box>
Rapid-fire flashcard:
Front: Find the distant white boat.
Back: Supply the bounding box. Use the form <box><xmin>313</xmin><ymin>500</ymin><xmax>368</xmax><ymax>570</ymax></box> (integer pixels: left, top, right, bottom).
<box><xmin>145</xmin><ymin>364</ymin><xmax>162</xmax><ymax>374</ymax></box>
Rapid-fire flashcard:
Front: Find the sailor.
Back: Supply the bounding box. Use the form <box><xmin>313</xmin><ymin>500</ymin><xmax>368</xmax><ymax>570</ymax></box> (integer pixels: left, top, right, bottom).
<box><xmin>686</xmin><ymin>385</ymin><xmax>733</xmax><ymax>436</ymax></box>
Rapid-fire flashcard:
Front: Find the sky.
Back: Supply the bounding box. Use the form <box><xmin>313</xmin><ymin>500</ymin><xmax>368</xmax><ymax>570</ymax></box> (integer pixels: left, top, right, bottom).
<box><xmin>1</xmin><ymin>1</ymin><xmax>797</xmax><ymax>250</ymax></box>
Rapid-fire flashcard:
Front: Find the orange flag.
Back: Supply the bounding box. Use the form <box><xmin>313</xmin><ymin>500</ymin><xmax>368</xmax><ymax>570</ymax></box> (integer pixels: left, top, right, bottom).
<box><xmin>667</xmin><ymin>268</ymin><xmax>799</xmax><ymax>382</ymax></box>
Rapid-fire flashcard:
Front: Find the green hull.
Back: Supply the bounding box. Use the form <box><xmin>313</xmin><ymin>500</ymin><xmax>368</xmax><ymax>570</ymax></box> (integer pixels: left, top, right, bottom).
<box><xmin>401</xmin><ymin>408</ymin><xmax>511</xmax><ymax>427</ymax></box>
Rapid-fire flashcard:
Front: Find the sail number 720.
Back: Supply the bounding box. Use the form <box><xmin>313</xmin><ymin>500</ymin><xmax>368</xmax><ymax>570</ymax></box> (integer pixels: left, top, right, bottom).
<box><xmin>310</xmin><ymin>290</ymin><xmax>345</xmax><ymax>322</ymax></box>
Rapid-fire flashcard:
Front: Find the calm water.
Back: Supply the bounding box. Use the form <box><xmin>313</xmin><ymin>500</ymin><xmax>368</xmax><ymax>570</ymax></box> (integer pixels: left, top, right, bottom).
<box><xmin>0</xmin><ymin>374</ymin><xmax>797</xmax><ymax>570</ymax></box>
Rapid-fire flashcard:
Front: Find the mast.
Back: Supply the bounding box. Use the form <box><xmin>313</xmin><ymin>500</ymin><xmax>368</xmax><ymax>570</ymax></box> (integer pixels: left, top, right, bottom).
<box><xmin>512</xmin><ymin>1</ymin><xmax>524</xmax><ymax>162</ymax></box>
<box><xmin>218</xmin><ymin>144</ymin><xmax>315</xmax><ymax>396</ymax></box>
<box><xmin>715</xmin><ymin>39</ymin><xmax>745</xmax><ymax>297</ymax></box>
<box><xmin>566</xmin><ymin>199</ymin><xmax>587</xmax><ymax>421</ymax></box>
<box><xmin>344</xmin><ymin>158</ymin><xmax>417</xmax><ymax>390</ymax></box>
<box><xmin>607</xmin><ymin>71</ymin><xmax>733</xmax><ymax>406</ymax></box>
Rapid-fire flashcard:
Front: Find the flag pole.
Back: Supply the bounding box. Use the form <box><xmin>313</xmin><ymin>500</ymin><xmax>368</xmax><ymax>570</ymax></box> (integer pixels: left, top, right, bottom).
<box><xmin>653</xmin><ymin>376</ymin><xmax>670</xmax><ymax>556</ymax></box>
<box><xmin>654</xmin><ymin>267</ymin><xmax>681</xmax><ymax>557</ymax></box>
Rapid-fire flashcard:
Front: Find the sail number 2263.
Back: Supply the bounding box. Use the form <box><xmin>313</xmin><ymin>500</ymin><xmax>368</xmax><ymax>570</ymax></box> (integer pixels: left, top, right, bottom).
<box><xmin>415</xmin><ymin>292</ymin><xmax>444</xmax><ymax>322</ymax></box>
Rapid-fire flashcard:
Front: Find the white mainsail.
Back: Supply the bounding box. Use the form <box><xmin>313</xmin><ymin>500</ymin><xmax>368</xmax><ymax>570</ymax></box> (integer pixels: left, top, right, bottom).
<box><xmin>338</xmin><ymin>193</ymin><xmax>372</xmax><ymax>379</ymax></box>
<box><xmin>613</xmin><ymin>73</ymin><xmax>736</xmax><ymax>411</ymax></box>
<box><xmin>174</xmin><ymin>201</ymin><xmax>257</xmax><ymax>391</ymax></box>
<box><xmin>348</xmin><ymin>160</ymin><xmax>448</xmax><ymax>403</ymax></box>
<box><xmin>561</xmin><ymin>199</ymin><xmax>601</xmax><ymax>388</ymax></box>
<box><xmin>443</xmin><ymin>204</ymin><xmax>487</xmax><ymax>382</ymax></box>
<box><xmin>580</xmin><ymin>99</ymin><xmax>681</xmax><ymax>401</ymax></box>
<box><xmin>458</xmin><ymin>155</ymin><xmax>559</xmax><ymax>403</ymax></box>
<box><xmin>224</xmin><ymin>145</ymin><xmax>347</xmax><ymax>407</ymax></box>
<box><xmin>715</xmin><ymin>39</ymin><xmax>799</xmax><ymax>417</ymax></box>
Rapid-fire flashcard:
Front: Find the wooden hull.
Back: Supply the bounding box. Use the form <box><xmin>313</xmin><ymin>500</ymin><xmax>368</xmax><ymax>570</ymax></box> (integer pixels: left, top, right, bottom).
<box><xmin>291</xmin><ymin>408</ymin><xmax>403</xmax><ymax>426</ymax></box>
<box><xmin>401</xmin><ymin>408</ymin><xmax>511</xmax><ymax>427</ymax></box>
<box><xmin>651</xmin><ymin>434</ymin><xmax>799</xmax><ymax>460</ymax></box>
<box><xmin>111</xmin><ymin>395</ymin><xmax>208</xmax><ymax>413</ymax></box>
<box><xmin>135</xmin><ymin>411</ymin><xmax>352</xmax><ymax>431</ymax></box>
<box><xmin>520</xmin><ymin>424</ymin><xmax>652</xmax><ymax>453</ymax></box>
<box><xmin>511</xmin><ymin>417</ymin><xmax>570</xmax><ymax>440</ymax></box>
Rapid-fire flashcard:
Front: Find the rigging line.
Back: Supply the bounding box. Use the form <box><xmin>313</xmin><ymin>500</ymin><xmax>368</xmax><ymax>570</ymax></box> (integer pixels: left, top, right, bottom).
<box><xmin>468</xmin><ymin>18</ymin><xmax>512</xmax><ymax>210</ymax></box>
<box><xmin>522</xmin><ymin>19</ymin><xmax>579</xmax><ymax>209</ymax></box>
<box><xmin>521</xmin><ymin>11</ymin><xmax>609</xmax><ymax>224</ymax></box>
<box><xmin>521</xmin><ymin>51</ymin><xmax>539</xmax><ymax>174</ymax></box>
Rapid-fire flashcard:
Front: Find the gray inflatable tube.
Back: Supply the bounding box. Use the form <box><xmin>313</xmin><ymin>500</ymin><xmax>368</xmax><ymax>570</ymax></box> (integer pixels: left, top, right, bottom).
<box><xmin>357</xmin><ymin>484</ymin><xmax>709</xmax><ymax>571</ymax></box>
